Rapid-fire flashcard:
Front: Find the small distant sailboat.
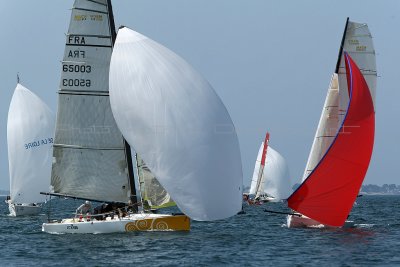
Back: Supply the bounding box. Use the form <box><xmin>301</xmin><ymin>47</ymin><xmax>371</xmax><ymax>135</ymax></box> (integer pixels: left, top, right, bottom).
<box><xmin>42</xmin><ymin>0</ymin><xmax>242</xmax><ymax>233</ymax></box>
<box><xmin>7</xmin><ymin>82</ymin><xmax>54</xmax><ymax>216</ymax></box>
<box><xmin>286</xmin><ymin>18</ymin><xmax>377</xmax><ymax>228</ymax></box>
<box><xmin>247</xmin><ymin>132</ymin><xmax>291</xmax><ymax>204</ymax></box>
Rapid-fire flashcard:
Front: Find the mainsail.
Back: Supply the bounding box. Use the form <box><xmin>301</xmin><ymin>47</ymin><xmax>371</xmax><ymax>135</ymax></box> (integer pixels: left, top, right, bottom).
<box><xmin>249</xmin><ymin>134</ymin><xmax>291</xmax><ymax>200</ymax></box>
<box><xmin>50</xmin><ymin>0</ymin><xmax>133</xmax><ymax>203</ymax></box>
<box><xmin>136</xmin><ymin>154</ymin><xmax>175</xmax><ymax>209</ymax></box>
<box><xmin>288</xmin><ymin>53</ymin><xmax>375</xmax><ymax>227</ymax></box>
<box><xmin>302</xmin><ymin>18</ymin><xmax>377</xmax><ymax>181</ymax></box>
<box><xmin>8</xmin><ymin>84</ymin><xmax>54</xmax><ymax>204</ymax></box>
<box><xmin>109</xmin><ymin>27</ymin><xmax>243</xmax><ymax>221</ymax></box>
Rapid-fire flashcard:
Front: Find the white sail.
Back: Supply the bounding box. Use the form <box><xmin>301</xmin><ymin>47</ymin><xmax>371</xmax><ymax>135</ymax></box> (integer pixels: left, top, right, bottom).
<box><xmin>249</xmin><ymin>143</ymin><xmax>291</xmax><ymax>200</ymax></box>
<box><xmin>51</xmin><ymin>0</ymin><xmax>131</xmax><ymax>203</ymax></box>
<box><xmin>302</xmin><ymin>20</ymin><xmax>377</xmax><ymax>181</ymax></box>
<box><xmin>7</xmin><ymin>84</ymin><xmax>54</xmax><ymax>204</ymax></box>
<box><xmin>302</xmin><ymin>74</ymin><xmax>339</xmax><ymax>181</ymax></box>
<box><xmin>338</xmin><ymin>21</ymin><xmax>377</xmax><ymax>112</ymax></box>
<box><xmin>109</xmin><ymin>27</ymin><xmax>243</xmax><ymax>221</ymax></box>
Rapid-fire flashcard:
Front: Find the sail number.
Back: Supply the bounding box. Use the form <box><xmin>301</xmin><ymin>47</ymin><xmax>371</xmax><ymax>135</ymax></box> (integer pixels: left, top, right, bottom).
<box><xmin>63</xmin><ymin>79</ymin><xmax>91</xmax><ymax>87</ymax></box>
<box><xmin>63</xmin><ymin>64</ymin><xmax>91</xmax><ymax>73</ymax></box>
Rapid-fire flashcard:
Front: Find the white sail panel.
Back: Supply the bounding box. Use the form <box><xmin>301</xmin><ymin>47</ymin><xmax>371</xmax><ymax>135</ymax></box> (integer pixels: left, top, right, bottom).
<box><xmin>302</xmin><ymin>74</ymin><xmax>339</xmax><ymax>181</ymax></box>
<box><xmin>69</xmin><ymin>2</ymin><xmax>110</xmax><ymax>36</ymax></box>
<box><xmin>7</xmin><ymin>84</ymin><xmax>54</xmax><ymax>204</ymax></box>
<box><xmin>109</xmin><ymin>27</ymin><xmax>243</xmax><ymax>221</ymax></box>
<box><xmin>51</xmin><ymin>0</ymin><xmax>131</xmax><ymax>203</ymax></box>
<box><xmin>249</xmin><ymin>143</ymin><xmax>263</xmax><ymax>195</ymax></box>
<box><xmin>338</xmin><ymin>21</ymin><xmax>377</xmax><ymax>113</ymax></box>
<box><xmin>263</xmin><ymin>147</ymin><xmax>292</xmax><ymax>200</ymax></box>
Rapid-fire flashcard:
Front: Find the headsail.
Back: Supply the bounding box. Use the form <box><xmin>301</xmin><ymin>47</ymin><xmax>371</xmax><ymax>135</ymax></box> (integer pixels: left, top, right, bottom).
<box><xmin>136</xmin><ymin>154</ymin><xmax>175</xmax><ymax>209</ymax></box>
<box><xmin>249</xmin><ymin>132</ymin><xmax>269</xmax><ymax>197</ymax></box>
<box><xmin>50</xmin><ymin>0</ymin><xmax>132</xmax><ymax>203</ymax></box>
<box><xmin>302</xmin><ymin>19</ymin><xmax>377</xmax><ymax>181</ymax></box>
<box><xmin>109</xmin><ymin>27</ymin><xmax>243</xmax><ymax>221</ymax></box>
<box><xmin>8</xmin><ymin>84</ymin><xmax>54</xmax><ymax>204</ymax></box>
<box><xmin>288</xmin><ymin>53</ymin><xmax>375</xmax><ymax>227</ymax></box>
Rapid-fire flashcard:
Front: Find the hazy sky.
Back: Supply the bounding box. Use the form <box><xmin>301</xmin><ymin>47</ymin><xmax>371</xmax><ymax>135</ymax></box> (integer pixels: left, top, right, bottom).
<box><xmin>1</xmin><ymin>0</ymin><xmax>399</xmax><ymax>190</ymax></box>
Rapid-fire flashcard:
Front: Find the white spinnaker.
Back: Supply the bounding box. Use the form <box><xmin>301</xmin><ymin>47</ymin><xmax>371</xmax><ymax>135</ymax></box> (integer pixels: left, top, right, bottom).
<box><xmin>249</xmin><ymin>143</ymin><xmax>291</xmax><ymax>200</ymax></box>
<box><xmin>7</xmin><ymin>84</ymin><xmax>54</xmax><ymax>204</ymax></box>
<box><xmin>263</xmin><ymin>147</ymin><xmax>292</xmax><ymax>200</ymax></box>
<box><xmin>109</xmin><ymin>27</ymin><xmax>243</xmax><ymax>221</ymax></box>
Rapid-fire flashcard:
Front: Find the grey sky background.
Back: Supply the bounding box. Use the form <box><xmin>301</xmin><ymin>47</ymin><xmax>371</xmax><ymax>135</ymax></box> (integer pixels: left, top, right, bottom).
<box><xmin>1</xmin><ymin>0</ymin><xmax>399</xmax><ymax>191</ymax></box>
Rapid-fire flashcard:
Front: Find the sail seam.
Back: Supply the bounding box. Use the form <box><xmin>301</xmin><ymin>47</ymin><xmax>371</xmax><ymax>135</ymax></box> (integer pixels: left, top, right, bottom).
<box><xmin>87</xmin><ymin>0</ymin><xmax>107</xmax><ymax>6</ymax></box>
<box><xmin>73</xmin><ymin>7</ymin><xmax>108</xmax><ymax>14</ymax></box>
<box><xmin>66</xmin><ymin>44</ymin><xmax>112</xmax><ymax>48</ymax></box>
<box><xmin>58</xmin><ymin>90</ymin><xmax>110</xmax><ymax>96</ymax></box>
<box><xmin>53</xmin><ymin>144</ymin><xmax>124</xmax><ymax>150</ymax></box>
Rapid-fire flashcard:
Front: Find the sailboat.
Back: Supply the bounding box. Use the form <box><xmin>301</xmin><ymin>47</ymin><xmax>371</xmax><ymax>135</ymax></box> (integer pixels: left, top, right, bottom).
<box><xmin>286</xmin><ymin>18</ymin><xmax>377</xmax><ymax>228</ymax></box>
<box><xmin>7</xmin><ymin>82</ymin><xmax>54</xmax><ymax>216</ymax></box>
<box><xmin>42</xmin><ymin>0</ymin><xmax>242</xmax><ymax>233</ymax></box>
<box><xmin>248</xmin><ymin>132</ymin><xmax>291</xmax><ymax>203</ymax></box>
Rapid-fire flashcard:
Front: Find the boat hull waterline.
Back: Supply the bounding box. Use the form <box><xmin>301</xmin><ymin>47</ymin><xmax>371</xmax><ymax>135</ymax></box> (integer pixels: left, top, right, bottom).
<box><xmin>287</xmin><ymin>214</ymin><xmax>355</xmax><ymax>229</ymax></box>
<box><xmin>8</xmin><ymin>202</ymin><xmax>41</xmax><ymax>216</ymax></box>
<box><xmin>42</xmin><ymin>213</ymin><xmax>190</xmax><ymax>234</ymax></box>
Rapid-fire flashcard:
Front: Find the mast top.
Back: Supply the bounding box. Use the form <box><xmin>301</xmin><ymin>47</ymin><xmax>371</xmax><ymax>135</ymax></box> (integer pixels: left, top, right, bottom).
<box><xmin>335</xmin><ymin>17</ymin><xmax>350</xmax><ymax>74</ymax></box>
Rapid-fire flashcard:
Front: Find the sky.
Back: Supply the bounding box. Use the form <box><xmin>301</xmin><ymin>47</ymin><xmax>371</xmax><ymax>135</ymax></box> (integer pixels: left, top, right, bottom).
<box><xmin>0</xmin><ymin>0</ymin><xmax>399</xmax><ymax>190</ymax></box>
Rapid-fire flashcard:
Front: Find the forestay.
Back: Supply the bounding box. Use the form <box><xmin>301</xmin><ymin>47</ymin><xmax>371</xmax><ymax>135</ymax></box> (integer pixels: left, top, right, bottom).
<box><xmin>51</xmin><ymin>0</ymin><xmax>131</xmax><ymax>203</ymax></box>
<box><xmin>8</xmin><ymin>84</ymin><xmax>54</xmax><ymax>204</ymax></box>
<box><xmin>109</xmin><ymin>27</ymin><xmax>243</xmax><ymax>221</ymax></box>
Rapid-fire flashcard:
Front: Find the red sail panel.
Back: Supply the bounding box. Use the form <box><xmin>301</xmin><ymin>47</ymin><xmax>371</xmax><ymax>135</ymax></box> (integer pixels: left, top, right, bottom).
<box><xmin>287</xmin><ymin>53</ymin><xmax>375</xmax><ymax>227</ymax></box>
<box><xmin>261</xmin><ymin>132</ymin><xmax>270</xmax><ymax>166</ymax></box>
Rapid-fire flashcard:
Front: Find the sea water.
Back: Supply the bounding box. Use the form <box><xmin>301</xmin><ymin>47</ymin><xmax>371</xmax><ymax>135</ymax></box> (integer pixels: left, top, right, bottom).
<box><xmin>1</xmin><ymin>195</ymin><xmax>399</xmax><ymax>266</ymax></box>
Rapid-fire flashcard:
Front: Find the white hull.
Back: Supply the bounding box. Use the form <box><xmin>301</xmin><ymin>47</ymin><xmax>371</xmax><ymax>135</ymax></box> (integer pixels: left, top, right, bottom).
<box><xmin>287</xmin><ymin>214</ymin><xmax>355</xmax><ymax>228</ymax></box>
<box><xmin>42</xmin><ymin>213</ymin><xmax>190</xmax><ymax>234</ymax></box>
<box><xmin>7</xmin><ymin>201</ymin><xmax>41</xmax><ymax>216</ymax></box>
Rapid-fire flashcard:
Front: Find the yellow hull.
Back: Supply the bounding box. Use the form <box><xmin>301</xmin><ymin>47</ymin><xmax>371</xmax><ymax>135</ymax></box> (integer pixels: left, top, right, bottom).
<box><xmin>124</xmin><ymin>214</ymin><xmax>190</xmax><ymax>232</ymax></box>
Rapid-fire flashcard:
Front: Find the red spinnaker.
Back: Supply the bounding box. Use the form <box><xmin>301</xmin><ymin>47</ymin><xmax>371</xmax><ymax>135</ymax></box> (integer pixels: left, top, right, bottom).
<box><xmin>287</xmin><ymin>53</ymin><xmax>375</xmax><ymax>227</ymax></box>
<box><xmin>261</xmin><ymin>132</ymin><xmax>270</xmax><ymax>166</ymax></box>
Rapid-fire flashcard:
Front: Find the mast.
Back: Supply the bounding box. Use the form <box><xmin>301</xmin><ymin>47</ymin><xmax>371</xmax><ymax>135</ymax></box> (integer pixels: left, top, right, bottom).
<box><xmin>255</xmin><ymin>132</ymin><xmax>270</xmax><ymax>198</ymax></box>
<box><xmin>335</xmin><ymin>17</ymin><xmax>349</xmax><ymax>74</ymax></box>
<box><xmin>107</xmin><ymin>0</ymin><xmax>138</xmax><ymax>209</ymax></box>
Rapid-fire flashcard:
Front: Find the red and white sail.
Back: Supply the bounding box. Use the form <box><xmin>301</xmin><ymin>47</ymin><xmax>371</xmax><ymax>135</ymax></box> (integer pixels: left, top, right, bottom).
<box><xmin>288</xmin><ymin>53</ymin><xmax>375</xmax><ymax>227</ymax></box>
<box><xmin>302</xmin><ymin>19</ymin><xmax>377</xmax><ymax>181</ymax></box>
<box><xmin>249</xmin><ymin>133</ymin><xmax>291</xmax><ymax>200</ymax></box>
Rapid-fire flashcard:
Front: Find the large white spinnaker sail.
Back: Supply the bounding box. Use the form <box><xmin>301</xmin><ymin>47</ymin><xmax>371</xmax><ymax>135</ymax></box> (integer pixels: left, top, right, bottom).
<box><xmin>249</xmin><ymin>143</ymin><xmax>291</xmax><ymax>200</ymax></box>
<box><xmin>302</xmin><ymin>19</ymin><xmax>377</xmax><ymax>181</ymax></box>
<box><xmin>7</xmin><ymin>84</ymin><xmax>54</xmax><ymax>204</ymax></box>
<box><xmin>109</xmin><ymin>27</ymin><xmax>243</xmax><ymax>221</ymax></box>
<box><xmin>50</xmin><ymin>0</ymin><xmax>132</xmax><ymax>203</ymax></box>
